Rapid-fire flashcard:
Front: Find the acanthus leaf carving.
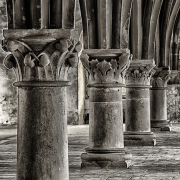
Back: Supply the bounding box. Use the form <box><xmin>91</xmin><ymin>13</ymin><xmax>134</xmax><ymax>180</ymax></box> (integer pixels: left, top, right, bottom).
<box><xmin>80</xmin><ymin>52</ymin><xmax>130</xmax><ymax>84</ymax></box>
<box><xmin>3</xmin><ymin>38</ymin><xmax>82</xmax><ymax>82</ymax></box>
<box><xmin>151</xmin><ymin>66</ymin><xmax>171</xmax><ymax>88</ymax></box>
<box><xmin>96</xmin><ymin>60</ymin><xmax>112</xmax><ymax>76</ymax></box>
<box><xmin>125</xmin><ymin>60</ymin><xmax>156</xmax><ymax>85</ymax></box>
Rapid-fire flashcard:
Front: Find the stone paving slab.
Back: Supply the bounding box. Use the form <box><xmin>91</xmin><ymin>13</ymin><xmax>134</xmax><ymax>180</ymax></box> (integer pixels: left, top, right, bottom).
<box><xmin>1</xmin><ymin>125</ymin><xmax>180</xmax><ymax>179</ymax></box>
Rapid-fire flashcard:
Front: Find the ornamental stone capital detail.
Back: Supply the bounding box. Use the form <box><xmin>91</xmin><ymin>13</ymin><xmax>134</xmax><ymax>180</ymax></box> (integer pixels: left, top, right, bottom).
<box><xmin>80</xmin><ymin>49</ymin><xmax>131</xmax><ymax>85</ymax></box>
<box><xmin>125</xmin><ymin>60</ymin><xmax>156</xmax><ymax>86</ymax></box>
<box><xmin>150</xmin><ymin>67</ymin><xmax>171</xmax><ymax>88</ymax></box>
<box><xmin>2</xmin><ymin>29</ymin><xmax>82</xmax><ymax>83</ymax></box>
<box><xmin>3</xmin><ymin>39</ymin><xmax>81</xmax><ymax>82</ymax></box>
<box><xmin>168</xmin><ymin>70</ymin><xmax>180</xmax><ymax>84</ymax></box>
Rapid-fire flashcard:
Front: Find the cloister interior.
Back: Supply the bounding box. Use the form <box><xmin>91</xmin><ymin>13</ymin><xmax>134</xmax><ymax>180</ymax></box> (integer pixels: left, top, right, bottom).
<box><xmin>1</xmin><ymin>0</ymin><xmax>180</xmax><ymax>179</ymax></box>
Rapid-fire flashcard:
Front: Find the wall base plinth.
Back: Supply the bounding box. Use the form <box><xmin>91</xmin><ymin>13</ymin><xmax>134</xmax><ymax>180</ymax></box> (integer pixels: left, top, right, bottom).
<box><xmin>81</xmin><ymin>149</ymin><xmax>132</xmax><ymax>169</ymax></box>
<box><xmin>151</xmin><ymin>120</ymin><xmax>171</xmax><ymax>131</ymax></box>
<box><xmin>124</xmin><ymin>132</ymin><xmax>156</xmax><ymax>146</ymax></box>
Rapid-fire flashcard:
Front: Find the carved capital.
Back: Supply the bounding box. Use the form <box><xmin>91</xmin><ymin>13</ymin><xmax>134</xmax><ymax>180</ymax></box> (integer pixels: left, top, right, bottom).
<box><xmin>80</xmin><ymin>49</ymin><xmax>131</xmax><ymax>85</ymax></box>
<box><xmin>125</xmin><ymin>60</ymin><xmax>156</xmax><ymax>86</ymax></box>
<box><xmin>2</xmin><ymin>31</ymin><xmax>81</xmax><ymax>82</ymax></box>
<box><xmin>151</xmin><ymin>67</ymin><xmax>171</xmax><ymax>88</ymax></box>
<box><xmin>168</xmin><ymin>70</ymin><xmax>180</xmax><ymax>84</ymax></box>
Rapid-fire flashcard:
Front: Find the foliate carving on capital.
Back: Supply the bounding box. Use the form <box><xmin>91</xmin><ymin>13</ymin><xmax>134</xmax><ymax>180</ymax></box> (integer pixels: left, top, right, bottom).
<box><xmin>151</xmin><ymin>67</ymin><xmax>171</xmax><ymax>88</ymax></box>
<box><xmin>2</xmin><ymin>38</ymin><xmax>82</xmax><ymax>81</ymax></box>
<box><xmin>125</xmin><ymin>63</ymin><xmax>156</xmax><ymax>85</ymax></box>
<box><xmin>80</xmin><ymin>53</ymin><xmax>131</xmax><ymax>84</ymax></box>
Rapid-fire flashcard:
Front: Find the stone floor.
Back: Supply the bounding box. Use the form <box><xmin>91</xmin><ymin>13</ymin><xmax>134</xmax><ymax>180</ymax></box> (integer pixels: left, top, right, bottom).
<box><xmin>1</xmin><ymin>124</ymin><xmax>180</xmax><ymax>179</ymax></box>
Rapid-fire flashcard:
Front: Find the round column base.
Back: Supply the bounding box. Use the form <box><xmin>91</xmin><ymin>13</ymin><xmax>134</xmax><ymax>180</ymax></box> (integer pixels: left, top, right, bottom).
<box><xmin>124</xmin><ymin>132</ymin><xmax>156</xmax><ymax>146</ymax></box>
<box><xmin>151</xmin><ymin>120</ymin><xmax>172</xmax><ymax>131</ymax></box>
<box><xmin>81</xmin><ymin>150</ymin><xmax>132</xmax><ymax>169</ymax></box>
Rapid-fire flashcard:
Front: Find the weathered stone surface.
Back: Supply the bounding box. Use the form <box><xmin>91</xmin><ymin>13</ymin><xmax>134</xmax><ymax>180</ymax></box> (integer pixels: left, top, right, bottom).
<box><xmin>150</xmin><ymin>67</ymin><xmax>171</xmax><ymax>131</ymax></box>
<box><xmin>125</xmin><ymin>60</ymin><xmax>155</xmax><ymax>86</ymax></box>
<box><xmin>18</xmin><ymin>87</ymin><xmax>69</xmax><ymax>180</ymax></box>
<box><xmin>150</xmin><ymin>89</ymin><xmax>171</xmax><ymax>131</ymax></box>
<box><xmin>81</xmin><ymin>49</ymin><xmax>130</xmax><ymax>84</ymax></box>
<box><xmin>81</xmin><ymin>152</ymin><xmax>131</xmax><ymax>169</ymax></box>
<box><xmin>80</xmin><ymin>49</ymin><xmax>131</xmax><ymax>168</ymax></box>
<box><xmin>0</xmin><ymin>64</ymin><xmax>17</xmax><ymax>126</ymax></box>
<box><xmin>89</xmin><ymin>88</ymin><xmax>123</xmax><ymax>149</ymax></box>
<box><xmin>167</xmin><ymin>84</ymin><xmax>180</xmax><ymax>123</ymax></box>
<box><xmin>124</xmin><ymin>132</ymin><xmax>156</xmax><ymax>146</ymax></box>
<box><xmin>0</xmin><ymin>0</ymin><xmax>8</xmax><ymax>61</ymax></box>
<box><xmin>151</xmin><ymin>66</ymin><xmax>171</xmax><ymax>88</ymax></box>
<box><xmin>125</xmin><ymin>60</ymin><xmax>156</xmax><ymax>146</ymax></box>
<box><xmin>3</xmin><ymin>33</ymin><xmax>80</xmax><ymax>82</ymax></box>
<box><xmin>126</xmin><ymin>88</ymin><xmax>151</xmax><ymax>132</ymax></box>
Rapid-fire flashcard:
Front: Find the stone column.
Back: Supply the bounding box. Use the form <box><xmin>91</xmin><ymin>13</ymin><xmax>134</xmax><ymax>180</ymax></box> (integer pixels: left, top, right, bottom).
<box><xmin>124</xmin><ymin>60</ymin><xmax>156</xmax><ymax>146</ymax></box>
<box><xmin>150</xmin><ymin>67</ymin><xmax>171</xmax><ymax>131</ymax></box>
<box><xmin>80</xmin><ymin>49</ymin><xmax>132</xmax><ymax>169</ymax></box>
<box><xmin>2</xmin><ymin>29</ymin><xmax>81</xmax><ymax>180</ymax></box>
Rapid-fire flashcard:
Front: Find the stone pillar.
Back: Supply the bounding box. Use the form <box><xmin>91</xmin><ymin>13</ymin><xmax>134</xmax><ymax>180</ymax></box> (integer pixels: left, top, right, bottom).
<box><xmin>80</xmin><ymin>49</ymin><xmax>132</xmax><ymax>169</ymax></box>
<box><xmin>150</xmin><ymin>67</ymin><xmax>171</xmax><ymax>131</ymax></box>
<box><xmin>2</xmin><ymin>29</ymin><xmax>81</xmax><ymax>180</ymax></box>
<box><xmin>124</xmin><ymin>60</ymin><xmax>156</xmax><ymax>146</ymax></box>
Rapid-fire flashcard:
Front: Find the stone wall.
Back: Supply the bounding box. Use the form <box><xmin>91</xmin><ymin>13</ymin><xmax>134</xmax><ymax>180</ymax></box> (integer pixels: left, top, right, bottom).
<box><xmin>0</xmin><ymin>0</ymin><xmax>7</xmax><ymax>62</ymax></box>
<box><xmin>167</xmin><ymin>85</ymin><xmax>180</xmax><ymax>123</ymax></box>
<box><xmin>67</xmin><ymin>0</ymin><xmax>82</xmax><ymax>125</ymax></box>
<box><xmin>0</xmin><ymin>63</ymin><xmax>17</xmax><ymax>125</ymax></box>
<box><xmin>0</xmin><ymin>0</ymin><xmax>18</xmax><ymax>126</ymax></box>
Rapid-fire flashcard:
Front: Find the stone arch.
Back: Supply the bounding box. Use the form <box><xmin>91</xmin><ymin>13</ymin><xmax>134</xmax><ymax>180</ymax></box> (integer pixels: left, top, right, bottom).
<box><xmin>165</xmin><ymin>0</ymin><xmax>180</xmax><ymax>67</ymax></box>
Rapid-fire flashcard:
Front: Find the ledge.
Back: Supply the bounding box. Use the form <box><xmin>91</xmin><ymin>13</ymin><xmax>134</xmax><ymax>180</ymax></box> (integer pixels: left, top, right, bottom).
<box><xmin>13</xmin><ymin>81</ymin><xmax>71</xmax><ymax>87</ymax></box>
<box><xmin>3</xmin><ymin>29</ymin><xmax>73</xmax><ymax>40</ymax></box>
<box><xmin>82</xmin><ymin>49</ymin><xmax>130</xmax><ymax>60</ymax></box>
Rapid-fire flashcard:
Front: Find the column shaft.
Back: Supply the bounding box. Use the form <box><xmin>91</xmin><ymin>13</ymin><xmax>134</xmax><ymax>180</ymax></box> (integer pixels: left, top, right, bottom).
<box><xmin>150</xmin><ymin>67</ymin><xmax>171</xmax><ymax>131</ymax></box>
<box><xmin>151</xmin><ymin>89</ymin><xmax>167</xmax><ymax>120</ymax></box>
<box><xmin>126</xmin><ymin>88</ymin><xmax>150</xmax><ymax>132</ymax></box>
<box><xmin>89</xmin><ymin>87</ymin><xmax>123</xmax><ymax>149</ymax></box>
<box><xmin>17</xmin><ymin>86</ymin><xmax>68</xmax><ymax>180</ymax></box>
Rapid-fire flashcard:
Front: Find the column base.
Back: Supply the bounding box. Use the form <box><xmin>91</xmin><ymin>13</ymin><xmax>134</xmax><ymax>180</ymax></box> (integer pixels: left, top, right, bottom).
<box><xmin>151</xmin><ymin>120</ymin><xmax>172</xmax><ymax>132</ymax></box>
<box><xmin>124</xmin><ymin>132</ymin><xmax>156</xmax><ymax>146</ymax></box>
<box><xmin>81</xmin><ymin>148</ymin><xmax>132</xmax><ymax>169</ymax></box>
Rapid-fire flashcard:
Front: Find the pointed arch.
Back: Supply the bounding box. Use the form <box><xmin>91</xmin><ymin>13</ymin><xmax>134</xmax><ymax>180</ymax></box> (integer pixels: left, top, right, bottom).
<box><xmin>165</xmin><ymin>0</ymin><xmax>180</xmax><ymax>66</ymax></box>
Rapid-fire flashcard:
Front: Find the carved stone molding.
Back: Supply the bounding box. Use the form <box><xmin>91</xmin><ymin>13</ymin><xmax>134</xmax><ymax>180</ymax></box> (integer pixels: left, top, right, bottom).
<box><xmin>80</xmin><ymin>49</ymin><xmax>131</xmax><ymax>85</ymax></box>
<box><xmin>125</xmin><ymin>60</ymin><xmax>156</xmax><ymax>86</ymax></box>
<box><xmin>3</xmin><ymin>38</ymin><xmax>81</xmax><ymax>82</ymax></box>
<box><xmin>151</xmin><ymin>67</ymin><xmax>171</xmax><ymax>88</ymax></box>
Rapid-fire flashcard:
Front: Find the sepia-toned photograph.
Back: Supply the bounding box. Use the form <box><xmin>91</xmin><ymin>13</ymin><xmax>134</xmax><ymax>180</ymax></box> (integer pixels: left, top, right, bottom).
<box><xmin>0</xmin><ymin>0</ymin><xmax>180</xmax><ymax>179</ymax></box>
